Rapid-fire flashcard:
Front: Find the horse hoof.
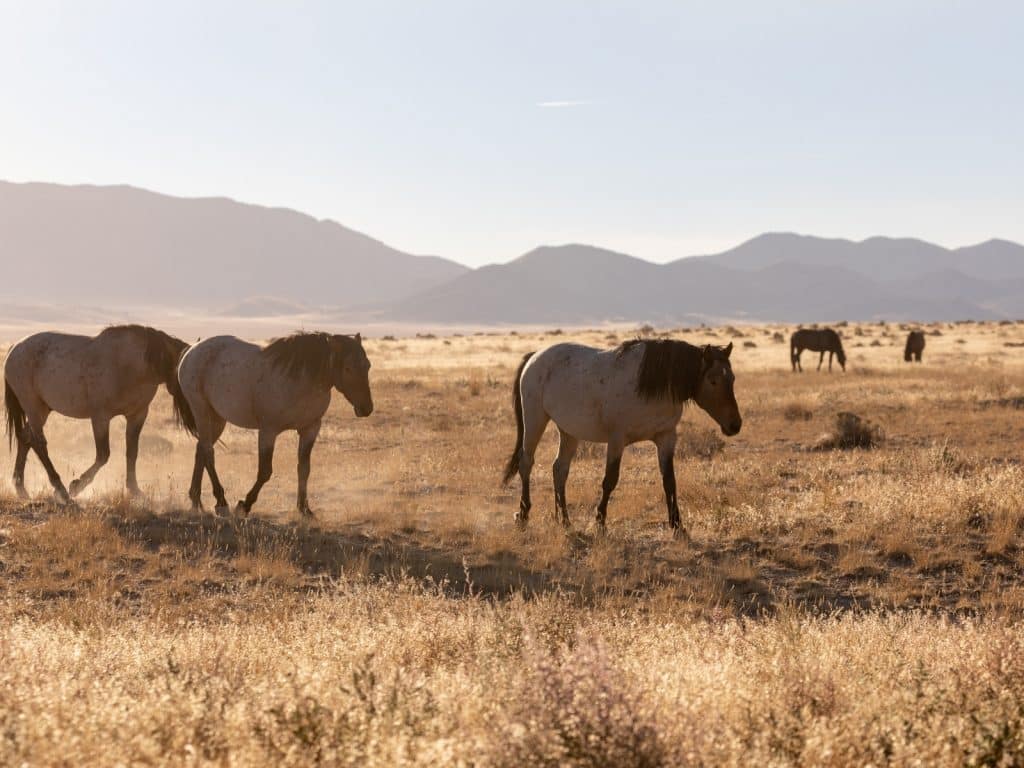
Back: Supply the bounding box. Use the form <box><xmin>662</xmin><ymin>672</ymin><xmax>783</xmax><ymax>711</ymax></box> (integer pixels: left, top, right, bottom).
<box><xmin>213</xmin><ymin>504</ymin><xmax>230</xmax><ymax>517</ymax></box>
<box><xmin>233</xmin><ymin>501</ymin><xmax>250</xmax><ymax>517</ymax></box>
<box><xmin>298</xmin><ymin>506</ymin><xmax>316</xmax><ymax>519</ymax></box>
<box><xmin>68</xmin><ymin>479</ymin><xmax>84</xmax><ymax>497</ymax></box>
<box><xmin>15</xmin><ymin>486</ymin><xmax>29</xmax><ymax>501</ymax></box>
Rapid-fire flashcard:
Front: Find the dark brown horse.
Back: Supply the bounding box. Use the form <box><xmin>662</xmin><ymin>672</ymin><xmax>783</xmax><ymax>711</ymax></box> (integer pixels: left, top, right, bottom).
<box><xmin>4</xmin><ymin>325</ymin><xmax>191</xmax><ymax>501</ymax></box>
<box><xmin>791</xmin><ymin>328</ymin><xmax>846</xmax><ymax>372</ymax></box>
<box><xmin>904</xmin><ymin>330</ymin><xmax>925</xmax><ymax>362</ymax></box>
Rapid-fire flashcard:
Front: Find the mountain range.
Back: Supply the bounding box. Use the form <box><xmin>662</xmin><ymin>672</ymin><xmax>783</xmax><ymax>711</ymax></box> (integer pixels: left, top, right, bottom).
<box><xmin>2</xmin><ymin>181</ymin><xmax>1023</xmax><ymax>323</ymax></box>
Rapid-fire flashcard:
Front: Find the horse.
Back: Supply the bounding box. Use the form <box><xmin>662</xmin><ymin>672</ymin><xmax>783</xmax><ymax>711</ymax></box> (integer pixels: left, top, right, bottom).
<box><xmin>791</xmin><ymin>328</ymin><xmax>846</xmax><ymax>372</ymax></box>
<box><xmin>175</xmin><ymin>331</ymin><xmax>373</xmax><ymax>517</ymax></box>
<box><xmin>904</xmin><ymin>330</ymin><xmax>925</xmax><ymax>362</ymax></box>
<box><xmin>3</xmin><ymin>325</ymin><xmax>192</xmax><ymax>502</ymax></box>
<box><xmin>501</xmin><ymin>339</ymin><xmax>741</xmax><ymax>533</ymax></box>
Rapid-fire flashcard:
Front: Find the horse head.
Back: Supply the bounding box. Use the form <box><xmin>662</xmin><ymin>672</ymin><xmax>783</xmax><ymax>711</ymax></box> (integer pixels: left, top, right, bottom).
<box><xmin>694</xmin><ymin>342</ymin><xmax>742</xmax><ymax>436</ymax></box>
<box><xmin>331</xmin><ymin>333</ymin><xmax>374</xmax><ymax>417</ymax></box>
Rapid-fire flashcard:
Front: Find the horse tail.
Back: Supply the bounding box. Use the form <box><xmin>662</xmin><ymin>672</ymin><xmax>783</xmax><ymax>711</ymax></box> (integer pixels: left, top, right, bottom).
<box><xmin>502</xmin><ymin>351</ymin><xmax>535</xmax><ymax>485</ymax></box>
<box><xmin>4</xmin><ymin>379</ymin><xmax>26</xmax><ymax>450</ymax></box>
<box><xmin>166</xmin><ymin>349</ymin><xmax>198</xmax><ymax>438</ymax></box>
<box><xmin>904</xmin><ymin>335</ymin><xmax>912</xmax><ymax>362</ymax></box>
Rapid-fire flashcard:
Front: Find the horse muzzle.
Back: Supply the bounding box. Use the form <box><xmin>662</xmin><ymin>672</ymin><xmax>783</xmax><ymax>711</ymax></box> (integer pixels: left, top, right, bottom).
<box><xmin>722</xmin><ymin>419</ymin><xmax>742</xmax><ymax>437</ymax></box>
<box><xmin>354</xmin><ymin>404</ymin><xmax>373</xmax><ymax>418</ymax></box>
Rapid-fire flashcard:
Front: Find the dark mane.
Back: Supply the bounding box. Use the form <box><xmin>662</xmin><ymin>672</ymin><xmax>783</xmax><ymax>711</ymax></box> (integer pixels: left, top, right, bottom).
<box><xmin>619</xmin><ymin>338</ymin><xmax>704</xmax><ymax>402</ymax></box>
<box><xmin>101</xmin><ymin>324</ymin><xmax>188</xmax><ymax>382</ymax></box>
<box><xmin>262</xmin><ymin>331</ymin><xmax>363</xmax><ymax>384</ymax></box>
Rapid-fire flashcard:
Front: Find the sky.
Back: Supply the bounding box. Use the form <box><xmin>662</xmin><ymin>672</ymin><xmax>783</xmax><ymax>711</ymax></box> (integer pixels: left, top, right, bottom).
<box><xmin>1</xmin><ymin>1</ymin><xmax>1022</xmax><ymax>267</ymax></box>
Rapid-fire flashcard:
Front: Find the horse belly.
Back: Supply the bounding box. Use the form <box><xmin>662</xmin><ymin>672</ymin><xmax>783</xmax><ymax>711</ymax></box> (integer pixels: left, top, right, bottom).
<box><xmin>35</xmin><ymin>361</ymin><xmax>92</xmax><ymax>419</ymax></box>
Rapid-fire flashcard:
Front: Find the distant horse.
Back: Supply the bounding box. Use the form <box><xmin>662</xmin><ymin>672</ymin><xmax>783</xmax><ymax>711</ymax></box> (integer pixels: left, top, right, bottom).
<box><xmin>791</xmin><ymin>328</ymin><xmax>846</xmax><ymax>372</ymax></box>
<box><xmin>3</xmin><ymin>325</ymin><xmax>191</xmax><ymax>501</ymax></box>
<box><xmin>904</xmin><ymin>330</ymin><xmax>925</xmax><ymax>362</ymax></box>
<box><xmin>176</xmin><ymin>332</ymin><xmax>373</xmax><ymax>517</ymax></box>
<box><xmin>502</xmin><ymin>339</ymin><xmax>741</xmax><ymax>532</ymax></box>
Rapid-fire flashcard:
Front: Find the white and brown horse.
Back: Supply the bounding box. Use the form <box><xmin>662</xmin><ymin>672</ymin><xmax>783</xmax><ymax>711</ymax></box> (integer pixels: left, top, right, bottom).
<box><xmin>3</xmin><ymin>325</ymin><xmax>192</xmax><ymax>501</ymax></box>
<box><xmin>175</xmin><ymin>332</ymin><xmax>373</xmax><ymax>517</ymax></box>
<box><xmin>502</xmin><ymin>339</ymin><xmax>741</xmax><ymax>532</ymax></box>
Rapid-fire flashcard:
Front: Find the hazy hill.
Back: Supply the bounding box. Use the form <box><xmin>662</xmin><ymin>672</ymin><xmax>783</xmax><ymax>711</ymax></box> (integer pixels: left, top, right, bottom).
<box><xmin>2</xmin><ymin>181</ymin><xmax>1022</xmax><ymax>324</ymax></box>
<box><xmin>392</xmin><ymin>237</ymin><xmax>1024</xmax><ymax>323</ymax></box>
<box><xmin>696</xmin><ymin>233</ymin><xmax>1024</xmax><ymax>282</ymax></box>
<box><xmin>0</xmin><ymin>181</ymin><xmax>468</xmax><ymax>307</ymax></box>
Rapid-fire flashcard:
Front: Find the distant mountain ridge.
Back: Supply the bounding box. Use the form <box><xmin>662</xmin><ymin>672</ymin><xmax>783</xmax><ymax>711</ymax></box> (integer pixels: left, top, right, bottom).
<box><xmin>2</xmin><ymin>181</ymin><xmax>1023</xmax><ymax>323</ymax></box>
<box><xmin>391</xmin><ymin>237</ymin><xmax>1024</xmax><ymax>323</ymax></box>
<box><xmin>0</xmin><ymin>181</ymin><xmax>468</xmax><ymax>307</ymax></box>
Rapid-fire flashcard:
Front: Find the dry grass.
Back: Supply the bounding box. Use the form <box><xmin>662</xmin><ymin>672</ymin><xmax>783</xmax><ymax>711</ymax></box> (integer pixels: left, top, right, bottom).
<box><xmin>1</xmin><ymin>319</ymin><xmax>1023</xmax><ymax>765</ymax></box>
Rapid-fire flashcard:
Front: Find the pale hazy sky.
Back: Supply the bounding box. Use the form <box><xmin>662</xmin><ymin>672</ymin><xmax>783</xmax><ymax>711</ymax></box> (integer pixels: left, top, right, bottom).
<box><xmin>1</xmin><ymin>1</ymin><xmax>1021</xmax><ymax>267</ymax></box>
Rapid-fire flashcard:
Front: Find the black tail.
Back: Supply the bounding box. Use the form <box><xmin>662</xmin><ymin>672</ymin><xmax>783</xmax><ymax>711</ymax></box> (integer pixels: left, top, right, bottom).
<box><xmin>502</xmin><ymin>352</ymin><xmax>534</xmax><ymax>485</ymax></box>
<box><xmin>4</xmin><ymin>379</ymin><xmax>26</xmax><ymax>449</ymax></box>
<box><xmin>167</xmin><ymin>371</ymin><xmax>198</xmax><ymax>438</ymax></box>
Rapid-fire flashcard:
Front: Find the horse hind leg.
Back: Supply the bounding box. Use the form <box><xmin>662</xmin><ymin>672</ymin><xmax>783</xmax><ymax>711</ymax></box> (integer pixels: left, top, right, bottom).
<box><xmin>69</xmin><ymin>416</ymin><xmax>112</xmax><ymax>498</ymax></box>
<box><xmin>191</xmin><ymin>407</ymin><xmax>228</xmax><ymax>514</ymax></box>
<box><xmin>23</xmin><ymin>405</ymin><xmax>71</xmax><ymax>504</ymax></box>
<box><xmin>552</xmin><ymin>428</ymin><xmax>578</xmax><ymax>526</ymax></box>
<box><xmin>515</xmin><ymin>402</ymin><xmax>549</xmax><ymax>527</ymax></box>
<box><xmin>818</xmin><ymin>350</ymin><xmax>825</xmax><ymax>370</ymax></box>
<box><xmin>12</xmin><ymin>428</ymin><xmax>30</xmax><ymax>499</ymax></box>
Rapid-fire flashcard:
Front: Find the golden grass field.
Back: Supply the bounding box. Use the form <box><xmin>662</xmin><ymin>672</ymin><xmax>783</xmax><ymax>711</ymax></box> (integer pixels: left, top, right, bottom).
<box><xmin>1</xmin><ymin>320</ymin><xmax>1023</xmax><ymax>766</ymax></box>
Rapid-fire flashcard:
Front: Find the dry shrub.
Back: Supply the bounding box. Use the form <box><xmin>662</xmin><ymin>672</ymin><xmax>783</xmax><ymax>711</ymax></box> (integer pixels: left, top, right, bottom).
<box><xmin>743</xmin><ymin>340</ymin><xmax>757</xmax><ymax>348</ymax></box>
<box><xmin>493</xmin><ymin>638</ymin><xmax>669</xmax><ymax>768</ymax></box>
<box><xmin>677</xmin><ymin>426</ymin><xmax>725</xmax><ymax>459</ymax></box>
<box><xmin>812</xmin><ymin>412</ymin><xmax>884</xmax><ymax>450</ymax></box>
<box><xmin>772</xmin><ymin>331</ymin><xmax>785</xmax><ymax>343</ymax></box>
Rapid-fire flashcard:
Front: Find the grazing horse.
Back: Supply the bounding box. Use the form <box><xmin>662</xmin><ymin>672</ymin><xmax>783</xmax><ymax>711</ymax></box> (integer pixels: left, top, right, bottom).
<box><xmin>904</xmin><ymin>330</ymin><xmax>925</xmax><ymax>362</ymax></box>
<box><xmin>791</xmin><ymin>328</ymin><xmax>846</xmax><ymax>372</ymax></box>
<box><xmin>175</xmin><ymin>332</ymin><xmax>373</xmax><ymax>517</ymax></box>
<box><xmin>502</xmin><ymin>339</ymin><xmax>741</xmax><ymax>532</ymax></box>
<box><xmin>3</xmin><ymin>325</ymin><xmax>191</xmax><ymax>501</ymax></box>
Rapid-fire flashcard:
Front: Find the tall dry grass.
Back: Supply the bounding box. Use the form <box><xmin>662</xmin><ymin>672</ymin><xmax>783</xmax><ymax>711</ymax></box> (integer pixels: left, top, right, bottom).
<box><xmin>1</xmin><ymin>320</ymin><xmax>1023</xmax><ymax>764</ymax></box>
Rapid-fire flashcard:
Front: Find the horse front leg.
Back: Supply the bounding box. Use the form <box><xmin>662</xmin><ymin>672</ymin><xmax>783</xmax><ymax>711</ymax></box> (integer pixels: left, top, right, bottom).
<box><xmin>296</xmin><ymin>420</ymin><xmax>321</xmax><ymax>517</ymax></box>
<box><xmin>654</xmin><ymin>431</ymin><xmax>685</xmax><ymax>535</ymax></box>
<box><xmin>237</xmin><ymin>427</ymin><xmax>278</xmax><ymax>516</ymax></box>
<box><xmin>595</xmin><ymin>437</ymin><xmax>624</xmax><ymax>528</ymax></box>
<box><xmin>68</xmin><ymin>416</ymin><xmax>111</xmax><ymax>498</ymax></box>
<box><xmin>124</xmin><ymin>405</ymin><xmax>149</xmax><ymax>496</ymax></box>
<box><xmin>817</xmin><ymin>350</ymin><xmax>825</xmax><ymax>370</ymax></box>
<box><xmin>828</xmin><ymin>351</ymin><xmax>834</xmax><ymax>371</ymax></box>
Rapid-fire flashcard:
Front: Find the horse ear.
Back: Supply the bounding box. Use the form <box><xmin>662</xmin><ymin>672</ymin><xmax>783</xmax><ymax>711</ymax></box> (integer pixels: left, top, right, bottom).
<box><xmin>702</xmin><ymin>344</ymin><xmax>713</xmax><ymax>361</ymax></box>
<box><xmin>355</xmin><ymin>332</ymin><xmax>362</xmax><ymax>343</ymax></box>
<box><xmin>725</xmin><ymin>342</ymin><xmax>733</xmax><ymax>358</ymax></box>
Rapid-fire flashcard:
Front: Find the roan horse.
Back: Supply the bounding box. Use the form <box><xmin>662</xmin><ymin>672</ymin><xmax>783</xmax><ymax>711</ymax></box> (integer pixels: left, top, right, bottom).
<box><xmin>502</xmin><ymin>339</ymin><xmax>741</xmax><ymax>533</ymax></box>
<box><xmin>175</xmin><ymin>332</ymin><xmax>373</xmax><ymax>517</ymax></box>
<box><xmin>791</xmin><ymin>328</ymin><xmax>846</xmax><ymax>372</ymax></box>
<box><xmin>3</xmin><ymin>325</ymin><xmax>191</xmax><ymax>501</ymax></box>
<box><xmin>904</xmin><ymin>330</ymin><xmax>925</xmax><ymax>362</ymax></box>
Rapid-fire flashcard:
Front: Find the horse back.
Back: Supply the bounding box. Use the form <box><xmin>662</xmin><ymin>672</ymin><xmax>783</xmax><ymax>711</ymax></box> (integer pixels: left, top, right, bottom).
<box><xmin>179</xmin><ymin>335</ymin><xmax>331</xmax><ymax>431</ymax></box>
<box><xmin>523</xmin><ymin>342</ymin><xmax>682</xmax><ymax>443</ymax></box>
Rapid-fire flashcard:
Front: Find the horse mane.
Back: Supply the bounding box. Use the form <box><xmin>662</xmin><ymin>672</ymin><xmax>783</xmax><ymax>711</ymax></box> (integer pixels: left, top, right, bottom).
<box><xmin>619</xmin><ymin>338</ymin><xmax>703</xmax><ymax>403</ymax></box>
<box><xmin>262</xmin><ymin>331</ymin><xmax>361</xmax><ymax>384</ymax></box>
<box><xmin>101</xmin><ymin>324</ymin><xmax>188</xmax><ymax>382</ymax></box>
